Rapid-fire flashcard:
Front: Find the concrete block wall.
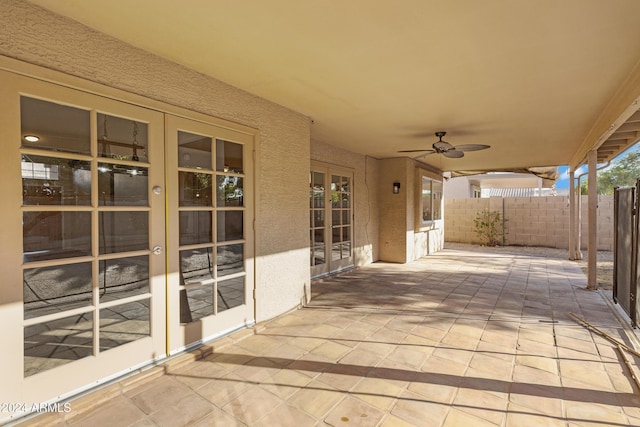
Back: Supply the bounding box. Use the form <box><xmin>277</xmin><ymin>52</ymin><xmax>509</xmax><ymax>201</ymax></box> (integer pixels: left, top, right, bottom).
<box><xmin>445</xmin><ymin>195</ymin><xmax>614</xmax><ymax>251</ymax></box>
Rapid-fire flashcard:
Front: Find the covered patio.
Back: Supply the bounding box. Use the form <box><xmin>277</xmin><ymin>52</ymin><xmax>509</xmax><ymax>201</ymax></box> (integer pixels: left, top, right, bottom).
<box><xmin>24</xmin><ymin>247</ymin><xmax>640</xmax><ymax>426</ymax></box>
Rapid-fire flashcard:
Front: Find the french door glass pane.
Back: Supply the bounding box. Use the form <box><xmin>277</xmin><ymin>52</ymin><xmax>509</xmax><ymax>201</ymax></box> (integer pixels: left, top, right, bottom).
<box><xmin>23</xmin><ymin>262</ymin><xmax>93</xmax><ymax>319</ymax></box>
<box><xmin>99</xmin><ymin>211</ymin><xmax>149</xmax><ymax>254</ymax></box>
<box><xmin>217</xmin><ymin>211</ymin><xmax>243</xmax><ymax>242</ymax></box>
<box><xmin>21</xmin><ymin>97</ymin><xmax>91</xmax><ymax>155</ymax></box>
<box><xmin>217</xmin><ymin>244</ymin><xmax>244</xmax><ymax>277</ymax></box>
<box><xmin>180</xmin><ymin>285</ymin><xmax>213</xmax><ymax>323</ymax></box>
<box><xmin>98</xmin><ymin>114</ymin><xmax>148</xmax><ymax>162</ymax></box>
<box><xmin>216</xmin><ymin>175</ymin><xmax>243</xmax><ymax>207</ymax></box>
<box><xmin>22</xmin><ymin>155</ymin><xmax>91</xmax><ymax>206</ymax></box>
<box><xmin>24</xmin><ymin>313</ymin><xmax>93</xmax><ymax>377</ymax></box>
<box><xmin>98</xmin><ymin>163</ymin><xmax>148</xmax><ymax>206</ymax></box>
<box><xmin>180</xmin><ymin>248</ymin><xmax>214</xmax><ymax>286</ymax></box>
<box><xmin>218</xmin><ymin>277</ymin><xmax>244</xmax><ymax>312</ymax></box>
<box><xmin>99</xmin><ymin>299</ymin><xmax>150</xmax><ymax>351</ymax></box>
<box><xmin>179</xmin><ymin>211</ymin><xmax>213</xmax><ymax>245</ymax></box>
<box><xmin>179</xmin><ymin>131</ymin><xmax>212</xmax><ymax>170</ymax></box>
<box><xmin>23</xmin><ymin>211</ymin><xmax>92</xmax><ymax>262</ymax></box>
<box><xmin>216</xmin><ymin>140</ymin><xmax>243</xmax><ymax>173</ymax></box>
<box><xmin>179</xmin><ymin>172</ymin><xmax>213</xmax><ymax>207</ymax></box>
<box><xmin>99</xmin><ymin>256</ymin><xmax>149</xmax><ymax>302</ymax></box>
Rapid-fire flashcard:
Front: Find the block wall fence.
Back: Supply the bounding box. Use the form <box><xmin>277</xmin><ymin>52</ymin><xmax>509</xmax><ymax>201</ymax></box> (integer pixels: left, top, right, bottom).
<box><xmin>444</xmin><ymin>195</ymin><xmax>614</xmax><ymax>251</ymax></box>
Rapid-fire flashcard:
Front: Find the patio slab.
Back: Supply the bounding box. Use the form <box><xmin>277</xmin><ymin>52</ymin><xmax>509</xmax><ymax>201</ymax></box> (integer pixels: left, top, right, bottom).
<box><xmin>15</xmin><ymin>247</ymin><xmax>640</xmax><ymax>426</ymax></box>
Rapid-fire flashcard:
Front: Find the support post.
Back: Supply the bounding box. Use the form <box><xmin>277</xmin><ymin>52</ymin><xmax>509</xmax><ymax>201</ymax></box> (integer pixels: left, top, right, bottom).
<box><xmin>569</xmin><ymin>168</ymin><xmax>576</xmax><ymax>260</ymax></box>
<box><xmin>587</xmin><ymin>150</ymin><xmax>598</xmax><ymax>290</ymax></box>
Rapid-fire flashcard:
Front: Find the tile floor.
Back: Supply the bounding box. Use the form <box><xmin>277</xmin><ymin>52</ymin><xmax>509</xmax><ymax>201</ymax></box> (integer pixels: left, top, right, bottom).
<box><xmin>16</xmin><ymin>247</ymin><xmax>640</xmax><ymax>426</ymax></box>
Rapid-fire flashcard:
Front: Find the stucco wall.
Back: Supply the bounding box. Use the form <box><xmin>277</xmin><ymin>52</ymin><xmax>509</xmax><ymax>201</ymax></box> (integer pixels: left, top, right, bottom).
<box><xmin>444</xmin><ymin>195</ymin><xmax>614</xmax><ymax>251</ymax></box>
<box><xmin>0</xmin><ymin>0</ymin><xmax>310</xmax><ymax>321</ymax></box>
<box><xmin>378</xmin><ymin>158</ymin><xmax>445</xmax><ymax>262</ymax></box>
<box><xmin>310</xmin><ymin>140</ymin><xmax>379</xmax><ymax>265</ymax></box>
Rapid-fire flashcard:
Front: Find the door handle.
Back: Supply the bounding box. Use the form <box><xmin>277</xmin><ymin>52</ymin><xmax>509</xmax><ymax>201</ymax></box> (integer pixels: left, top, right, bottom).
<box><xmin>152</xmin><ymin>245</ymin><xmax>163</xmax><ymax>255</ymax></box>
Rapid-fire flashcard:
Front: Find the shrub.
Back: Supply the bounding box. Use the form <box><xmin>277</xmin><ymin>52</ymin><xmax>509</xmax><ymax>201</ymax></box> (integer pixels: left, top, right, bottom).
<box><xmin>473</xmin><ymin>210</ymin><xmax>506</xmax><ymax>246</ymax></box>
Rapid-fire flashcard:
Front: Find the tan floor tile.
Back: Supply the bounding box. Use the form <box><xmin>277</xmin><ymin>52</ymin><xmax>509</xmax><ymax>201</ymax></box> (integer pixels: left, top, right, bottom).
<box><xmin>128</xmin><ymin>376</ymin><xmax>193</xmax><ymax>415</ymax></box>
<box><xmin>258</xmin><ymin>368</ymin><xmax>313</xmax><ymax>399</ymax></box>
<box><xmin>407</xmin><ymin>381</ymin><xmax>458</xmax><ymax>404</ymax></box>
<box><xmin>509</xmin><ymin>383</ymin><xmax>563</xmax><ymax>418</ymax></box>
<box><xmin>512</xmin><ymin>364</ymin><xmax>562</xmax><ymax>387</ymax></box>
<box><xmin>189</xmin><ymin>407</ymin><xmax>245</xmax><ymax>427</ymax></box>
<box><xmin>253</xmin><ymin>404</ymin><xmax>317</xmax><ymax>427</ymax></box>
<box><xmin>422</xmin><ymin>354</ymin><xmax>469</xmax><ymax>378</ymax></box>
<box><xmin>443</xmin><ymin>408</ymin><xmax>499</xmax><ymax>427</ymax></box>
<box><xmin>68</xmin><ymin>396</ymin><xmax>146</xmax><ymax>426</ymax></box>
<box><xmin>469</xmin><ymin>352</ymin><xmax>514</xmax><ymax>380</ymax></box>
<box><xmin>148</xmin><ymin>393</ymin><xmax>213</xmax><ymax>427</ymax></box>
<box><xmin>310</xmin><ymin>341</ymin><xmax>352</xmax><ymax>361</ymax></box>
<box><xmin>559</xmin><ymin>359</ymin><xmax>614</xmax><ymax>389</ymax></box>
<box><xmin>386</xmin><ymin>346</ymin><xmax>429</xmax><ymax>369</ymax></box>
<box><xmin>195</xmin><ymin>372</ymin><xmax>252</xmax><ymax>407</ymax></box>
<box><xmin>564</xmin><ymin>400</ymin><xmax>629</xmax><ymax>426</ymax></box>
<box><xmin>505</xmin><ymin>404</ymin><xmax>566</xmax><ymax>426</ymax></box>
<box><xmin>324</xmin><ymin>396</ymin><xmax>384</xmax><ymax>427</ymax></box>
<box><xmin>170</xmin><ymin>358</ymin><xmax>230</xmax><ymax>390</ymax></box>
<box><xmin>287</xmin><ymin>380</ymin><xmax>343</xmax><ymax>418</ymax></box>
<box><xmin>516</xmin><ymin>354</ymin><xmax>558</xmax><ymax>374</ymax></box>
<box><xmin>391</xmin><ymin>391</ymin><xmax>450</xmax><ymax>427</ymax></box>
<box><xmin>453</xmin><ymin>388</ymin><xmax>508</xmax><ymax>426</ymax></box>
<box><xmin>221</xmin><ymin>386</ymin><xmax>283</xmax><ymax>425</ymax></box>
<box><xmin>351</xmin><ymin>378</ymin><xmax>404</xmax><ymax>411</ymax></box>
<box><xmin>378</xmin><ymin>414</ymin><xmax>418</xmax><ymax>427</ymax></box>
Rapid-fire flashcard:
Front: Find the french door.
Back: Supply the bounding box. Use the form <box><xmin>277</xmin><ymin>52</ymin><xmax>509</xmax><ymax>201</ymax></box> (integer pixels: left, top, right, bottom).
<box><xmin>0</xmin><ymin>70</ymin><xmax>254</xmax><ymax>414</ymax></box>
<box><xmin>165</xmin><ymin>115</ymin><xmax>254</xmax><ymax>353</ymax></box>
<box><xmin>310</xmin><ymin>162</ymin><xmax>354</xmax><ymax>278</ymax></box>
<box><xmin>0</xmin><ymin>70</ymin><xmax>167</xmax><ymax>407</ymax></box>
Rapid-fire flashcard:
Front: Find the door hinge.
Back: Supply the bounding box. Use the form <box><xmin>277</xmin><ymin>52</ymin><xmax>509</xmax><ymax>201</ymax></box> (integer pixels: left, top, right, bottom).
<box><xmin>253</xmin><ymin>289</ymin><xmax>257</xmax><ymax>301</ymax></box>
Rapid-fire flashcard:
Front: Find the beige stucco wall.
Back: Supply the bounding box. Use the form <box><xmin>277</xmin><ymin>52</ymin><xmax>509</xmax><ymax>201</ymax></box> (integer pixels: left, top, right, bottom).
<box><xmin>0</xmin><ymin>0</ymin><xmax>311</xmax><ymax>322</ymax></box>
<box><xmin>310</xmin><ymin>139</ymin><xmax>380</xmax><ymax>265</ymax></box>
<box><xmin>444</xmin><ymin>195</ymin><xmax>614</xmax><ymax>251</ymax></box>
<box><xmin>378</xmin><ymin>158</ymin><xmax>445</xmax><ymax>262</ymax></box>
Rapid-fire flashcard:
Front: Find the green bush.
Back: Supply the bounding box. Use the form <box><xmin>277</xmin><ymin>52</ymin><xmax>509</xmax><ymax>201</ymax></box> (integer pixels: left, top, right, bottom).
<box><xmin>473</xmin><ymin>210</ymin><xmax>506</xmax><ymax>246</ymax></box>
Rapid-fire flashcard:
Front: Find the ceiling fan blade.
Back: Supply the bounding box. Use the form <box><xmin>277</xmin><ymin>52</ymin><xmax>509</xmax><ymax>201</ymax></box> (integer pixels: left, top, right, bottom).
<box><xmin>413</xmin><ymin>151</ymin><xmax>436</xmax><ymax>159</ymax></box>
<box><xmin>443</xmin><ymin>150</ymin><xmax>464</xmax><ymax>158</ymax></box>
<box><xmin>398</xmin><ymin>149</ymin><xmax>432</xmax><ymax>153</ymax></box>
<box><xmin>453</xmin><ymin>144</ymin><xmax>491</xmax><ymax>152</ymax></box>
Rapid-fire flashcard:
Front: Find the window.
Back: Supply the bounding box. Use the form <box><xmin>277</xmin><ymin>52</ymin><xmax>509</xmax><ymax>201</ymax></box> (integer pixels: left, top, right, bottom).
<box><xmin>421</xmin><ymin>176</ymin><xmax>442</xmax><ymax>223</ymax></box>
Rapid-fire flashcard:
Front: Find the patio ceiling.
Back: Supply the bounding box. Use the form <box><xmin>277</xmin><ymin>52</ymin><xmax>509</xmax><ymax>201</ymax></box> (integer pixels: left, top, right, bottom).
<box><xmin>30</xmin><ymin>0</ymin><xmax>640</xmax><ymax>172</ymax></box>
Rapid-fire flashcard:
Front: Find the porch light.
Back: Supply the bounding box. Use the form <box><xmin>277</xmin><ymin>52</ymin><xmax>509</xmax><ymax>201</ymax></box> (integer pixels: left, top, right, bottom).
<box><xmin>393</xmin><ymin>182</ymin><xmax>400</xmax><ymax>194</ymax></box>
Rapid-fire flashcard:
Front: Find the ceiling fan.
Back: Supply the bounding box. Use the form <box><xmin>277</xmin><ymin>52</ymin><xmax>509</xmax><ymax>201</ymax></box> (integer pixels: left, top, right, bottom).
<box><xmin>399</xmin><ymin>131</ymin><xmax>490</xmax><ymax>159</ymax></box>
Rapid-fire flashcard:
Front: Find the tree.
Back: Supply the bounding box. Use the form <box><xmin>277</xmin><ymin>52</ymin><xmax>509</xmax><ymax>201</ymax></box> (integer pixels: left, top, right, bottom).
<box><xmin>580</xmin><ymin>148</ymin><xmax>640</xmax><ymax>195</ymax></box>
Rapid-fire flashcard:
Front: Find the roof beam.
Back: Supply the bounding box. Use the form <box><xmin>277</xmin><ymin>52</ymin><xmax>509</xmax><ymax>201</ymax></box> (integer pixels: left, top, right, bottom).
<box><xmin>570</xmin><ymin>58</ymin><xmax>640</xmax><ymax>169</ymax></box>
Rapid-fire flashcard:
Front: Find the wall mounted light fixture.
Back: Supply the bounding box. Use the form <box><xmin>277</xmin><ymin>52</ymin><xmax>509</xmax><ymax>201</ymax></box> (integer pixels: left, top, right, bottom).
<box><xmin>393</xmin><ymin>182</ymin><xmax>401</xmax><ymax>194</ymax></box>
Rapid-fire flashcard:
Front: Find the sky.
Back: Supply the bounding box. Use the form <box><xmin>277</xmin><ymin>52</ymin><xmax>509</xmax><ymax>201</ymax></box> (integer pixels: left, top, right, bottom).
<box><xmin>554</xmin><ymin>143</ymin><xmax>639</xmax><ymax>190</ymax></box>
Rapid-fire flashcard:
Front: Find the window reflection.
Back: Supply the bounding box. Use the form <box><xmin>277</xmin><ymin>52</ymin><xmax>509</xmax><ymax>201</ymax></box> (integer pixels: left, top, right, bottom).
<box><xmin>179</xmin><ymin>172</ymin><xmax>212</xmax><ymax>207</ymax></box>
<box><xmin>179</xmin><ymin>131</ymin><xmax>212</xmax><ymax>170</ymax></box>
<box><xmin>179</xmin><ymin>211</ymin><xmax>213</xmax><ymax>245</ymax></box>
<box><xmin>216</xmin><ymin>140</ymin><xmax>243</xmax><ymax>173</ymax></box>
<box><xmin>21</xmin><ymin>97</ymin><xmax>91</xmax><ymax>155</ymax></box>
<box><xmin>180</xmin><ymin>285</ymin><xmax>213</xmax><ymax>323</ymax></box>
<box><xmin>180</xmin><ymin>248</ymin><xmax>214</xmax><ymax>286</ymax></box>
<box><xmin>216</xmin><ymin>175</ymin><xmax>243</xmax><ymax>207</ymax></box>
<box><xmin>24</xmin><ymin>263</ymin><xmax>92</xmax><ymax>319</ymax></box>
<box><xmin>23</xmin><ymin>211</ymin><xmax>91</xmax><ymax>262</ymax></box>
<box><xmin>22</xmin><ymin>155</ymin><xmax>91</xmax><ymax>206</ymax></box>
<box><xmin>217</xmin><ymin>244</ymin><xmax>244</xmax><ymax>277</ymax></box>
<box><xmin>24</xmin><ymin>313</ymin><xmax>93</xmax><ymax>377</ymax></box>
<box><xmin>99</xmin><ymin>299</ymin><xmax>150</xmax><ymax>351</ymax></box>
<box><xmin>98</xmin><ymin>114</ymin><xmax>148</xmax><ymax>162</ymax></box>
<box><xmin>99</xmin><ymin>256</ymin><xmax>149</xmax><ymax>302</ymax></box>
<box><xmin>218</xmin><ymin>277</ymin><xmax>244</xmax><ymax>312</ymax></box>
<box><xmin>217</xmin><ymin>211</ymin><xmax>243</xmax><ymax>242</ymax></box>
<box><xmin>99</xmin><ymin>212</ymin><xmax>149</xmax><ymax>254</ymax></box>
<box><xmin>98</xmin><ymin>163</ymin><xmax>148</xmax><ymax>206</ymax></box>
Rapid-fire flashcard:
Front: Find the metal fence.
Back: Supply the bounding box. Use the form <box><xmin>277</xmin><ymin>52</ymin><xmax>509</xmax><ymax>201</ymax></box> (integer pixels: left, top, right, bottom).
<box><xmin>613</xmin><ymin>179</ymin><xmax>640</xmax><ymax>327</ymax></box>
